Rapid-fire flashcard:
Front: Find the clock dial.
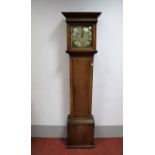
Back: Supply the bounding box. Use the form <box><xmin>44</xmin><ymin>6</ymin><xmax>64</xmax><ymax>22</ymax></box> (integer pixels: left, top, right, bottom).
<box><xmin>71</xmin><ymin>26</ymin><xmax>92</xmax><ymax>48</ymax></box>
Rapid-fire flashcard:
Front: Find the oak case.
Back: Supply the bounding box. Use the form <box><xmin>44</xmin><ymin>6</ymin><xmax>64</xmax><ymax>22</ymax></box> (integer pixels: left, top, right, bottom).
<box><xmin>62</xmin><ymin>12</ymin><xmax>101</xmax><ymax>147</ymax></box>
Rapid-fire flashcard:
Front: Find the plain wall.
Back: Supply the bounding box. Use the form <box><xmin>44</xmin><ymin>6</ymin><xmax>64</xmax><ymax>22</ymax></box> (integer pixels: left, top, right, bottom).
<box><xmin>32</xmin><ymin>0</ymin><xmax>123</xmax><ymax>126</ymax></box>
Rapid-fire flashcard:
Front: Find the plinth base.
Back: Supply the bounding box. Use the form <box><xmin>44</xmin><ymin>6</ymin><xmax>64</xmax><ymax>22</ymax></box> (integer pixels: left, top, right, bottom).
<box><xmin>66</xmin><ymin>115</ymin><xmax>95</xmax><ymax>148</ymax></box>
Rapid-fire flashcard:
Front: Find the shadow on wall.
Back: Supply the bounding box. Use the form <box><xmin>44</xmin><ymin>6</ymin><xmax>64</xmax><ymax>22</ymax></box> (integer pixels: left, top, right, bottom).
<box><xmin>50</xmin><ymin>19</ymin><xmax>69</xmax><ymax>135</ymax></box>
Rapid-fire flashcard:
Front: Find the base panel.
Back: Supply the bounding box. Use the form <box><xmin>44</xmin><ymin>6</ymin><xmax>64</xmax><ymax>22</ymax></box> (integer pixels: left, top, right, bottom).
<box><xmin>67</xmin><ymin>115</ymin><xmax>95</xmax><ymax>148</ymax></box>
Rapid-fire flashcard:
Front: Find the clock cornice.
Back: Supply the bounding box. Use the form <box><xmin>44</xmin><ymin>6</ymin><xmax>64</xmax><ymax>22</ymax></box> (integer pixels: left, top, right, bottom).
<box><xmin>62</xmin><ymin>12</ymin><xmax>102</xmax><ymax>23</ymax></box>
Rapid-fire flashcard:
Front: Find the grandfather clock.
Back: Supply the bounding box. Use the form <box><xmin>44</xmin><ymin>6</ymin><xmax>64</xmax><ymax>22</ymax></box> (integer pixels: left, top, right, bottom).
<box><xmin>62</xmin><ymin>12</ymin><xmax>101</xmax><ymax>148</ymax></box>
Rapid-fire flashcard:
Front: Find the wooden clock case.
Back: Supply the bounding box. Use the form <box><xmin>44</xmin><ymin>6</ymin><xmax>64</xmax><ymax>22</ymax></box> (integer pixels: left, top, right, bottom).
<box><xmin>62</xmin><ymin>12</ymin><xmax>101</xmax><ymax>148</ymax></box>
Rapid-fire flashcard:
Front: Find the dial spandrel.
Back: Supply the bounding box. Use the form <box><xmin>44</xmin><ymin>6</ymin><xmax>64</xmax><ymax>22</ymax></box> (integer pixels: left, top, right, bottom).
<box><xmin>71</xmin><ymin>26</ymin><xmax>93</xmax><ymax>48</ymax></box>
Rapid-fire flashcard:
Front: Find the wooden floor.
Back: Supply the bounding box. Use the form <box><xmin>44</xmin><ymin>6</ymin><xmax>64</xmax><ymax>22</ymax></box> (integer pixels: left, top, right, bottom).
<box><xmin>32</xmin><ymin>138</ymin><xmax>123</xmax><ymax>155</ymax></box>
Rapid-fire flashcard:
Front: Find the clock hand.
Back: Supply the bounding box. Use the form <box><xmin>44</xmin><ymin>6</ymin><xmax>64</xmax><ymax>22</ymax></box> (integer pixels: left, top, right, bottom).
<box><xmin>81</xmin><ymin>29</ymin><xmax>84</xmax><ymax>39</ymax></box>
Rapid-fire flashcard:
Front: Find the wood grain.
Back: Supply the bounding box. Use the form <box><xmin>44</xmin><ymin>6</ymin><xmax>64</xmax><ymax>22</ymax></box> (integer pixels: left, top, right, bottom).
<box><xmin>70</xmin><ymin>55</ymin><xmax>93</xmax><ymax>117</ymax></box>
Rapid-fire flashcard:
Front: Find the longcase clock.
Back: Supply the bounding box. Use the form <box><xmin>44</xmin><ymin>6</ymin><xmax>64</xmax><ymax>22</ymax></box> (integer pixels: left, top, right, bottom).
<box><xmin>62</xmin><ymin>12</ymin><xmax>101</xmax><ymax>148</ymax></box>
